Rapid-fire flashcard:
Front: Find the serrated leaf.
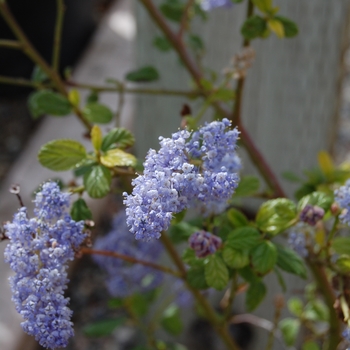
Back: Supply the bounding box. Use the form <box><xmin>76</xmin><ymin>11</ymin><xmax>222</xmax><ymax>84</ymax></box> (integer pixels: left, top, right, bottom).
<box><xmin>332</xmin><ymin>237</ymin><xmax>350</xmax><ymax>256</ymax></box>
<box><xmin>125</xmin><ymin>66</ymin><xmax>159</xmax><ymax>82</ymax></box>
<box><xmin>251</xmin><ymin>241</ymin><xmax>277</xmax><ymax>274</ymax></box>
<box><xmin>70</xmin><ymin>198</ymin><xmax>92</xmax><ymax>221</ymax></box>
<box><xmin>100</xmin><ymin>149</ymin><xmax>137</xmax><ymax>168</ymax></box>
<box><xmin>227</xmin><ymin>208</ymin><xmax>249</xmax><ymax>228</ymax></box>
<box><xmin>187</xmin><ymin>264</ymin><xmax>209</xmax><ymax>289</ymax></box>
<box><xmin>279</xmin><ymin>318</ymin><xmax>300</xmax><ymax>346</ymax></box>
<box><xmin>91</xmin><ymin>125</ymin><xmax>102</xmax><ymax>151</ymax></box>
<box><xmin>82</xmin><ymin>103</ymin><xmax>113</xmax><ymax>124</ymax></box>
<box><xmin>246</xmin><ymin>280</ymin><xmax>266</xmax><ymax>311</ymax></box>
<box><xmin>226</xmin><ymin>227</ymin><xmax>261</xmax><ymax>251</ymax></box>
<box><xmin>38</xmin><ymin>139</ymin><xmax>87</xmax><ymax>171</ymax></box>
<box><xmin>159</xmin><ymin>2</ymin><xmax>183</xmax><ymax>22</ymax></box>
<box><xmin>153</xmin><ymin>36</ymin><xmax>172</xmax><ymax>51</ymax></box>
<box><xmin>275</xmin><ymin>16</ymin><xmax>298</xmax><ymax>38</ymax></box>
<box><xmin>268</xmin><ymin>18</ymin><xmax>285</xmax><ymax>38</ymax></box>
<box><xmin>74</xmin><ymin>159</ymin><xmax>97</xmax><ymax>177</ymax></box>
<box><xmin>276</xmin><ymin>244</ymin><xmax>307</xmax><ymax>278</ymax></box>
<box><xmin>83</xmin><ymin>318</ymin><xmax>125</xmax><ymax>337</ymax></box>
<box><xmin>205</xmin><ymin>255</ymin><xmax>229</xmax><ymax>290</ymax></box>
<box><xmin>161</xmin><ymin>304</ymin><xmax>183</xmax><ymax>335</ymax></box>
<box><xmin>223</xmin><ymin>247</ymin><xmax>249</xmax><ymax>269</ymax></box>
<box><xmin>297</xmin><ymin>191</ymin><xmax>333</xmax><ymax>212</ymax></box>
<box><xmin>241</xmin><ymin>15</ymin><xmax>267</xmax><ymax>40</ymax></box>
<box><xmin>235</xmin><ymin>176</ymin><xmax>260</xmax><ymax>197</ymax></box>
<box><xmin>256</xmin><ymin>198</ymin><xmax>297</xmax><ymax>235</ymax></box>
<box><xmin>68</xmin><ymin>89</ymin><xmax>80</xmax><ymax>107</ymax></box>
<box><xmin>28</xmin><ymin>90</ymin><xmax>71</xmax><ymax>118</ymax></box>
<box><xmin>287</xmin><ymin>297</ymin><xmax>303</xmax><ymax>317</ymax></box>
<box><xmin>101</xmin><ymin>128</ymin><xmax>135</xmax><ymax>151</ymax></box>
<box><xmin>84</xmin><ymin>165</ymin><xmax>111</xmax><ymax>198</ymax></box>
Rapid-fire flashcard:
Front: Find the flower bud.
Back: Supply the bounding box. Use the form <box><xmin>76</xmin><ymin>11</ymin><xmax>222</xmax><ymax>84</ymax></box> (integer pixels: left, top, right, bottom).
<box><xmin>189</xmin><ymin>230</ymin><xmax>222</xmax><ymax>258</ymax></box>
<box><xmin>299</xmin><ymin>204</ymin><xmax>324</xmax><ymax>226</ymax></box>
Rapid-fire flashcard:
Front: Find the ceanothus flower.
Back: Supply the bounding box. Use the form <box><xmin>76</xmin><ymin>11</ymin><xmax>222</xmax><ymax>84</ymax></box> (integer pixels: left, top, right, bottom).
<box><xmin>299</xmin><ymin>204</ymin><xmax>324</xmax><ymax>226</ymax></box>
<box><xmin>189</xmin><ymin>230</ymin><xmax>222</xmax><ymax>258</ymax></box>
<box><xmin>93</xmin><ymin>210</ymin><xmax>164</xmax><ymax>297</ymax></box>
<box><xmin>287</xmin><ymin>226</ymin><xmax>308</xmax><ymax>258</ymax></box>
<box><xmin>4</xmin><ymin>182</ymin><xmax>86</xmax><ymax>349</ymax></box>
<box><xmin>343</xmin><ymin>327</ymin><xmax>350</xmax><ymax>344</ymax></box>
<box><xmin>335</xmin><ymin>180</ymin><xmax>350</xmax><ymax>225</ymax></box>
<box><xmin>200</xmin><ymin>0</ymin><xmax>233</xmax><ymax>11</ymax></box>
<box><xmin>123</xmin><ymin>119</ymin><xmax>240</xmax><ymax>241</ymax></box>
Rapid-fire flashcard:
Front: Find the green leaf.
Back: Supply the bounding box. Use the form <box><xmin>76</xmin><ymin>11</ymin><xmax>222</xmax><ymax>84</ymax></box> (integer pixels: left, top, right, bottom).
<box><xmin>308</xmin><ymin>300</ymin><xmax>329</xmax><ymax>322</ymax></box>
<box><xmin>169</xmin><ymin>222</ymin><xmax>199</xmax><ymax>243</ymax></box>
<box><xmin>74</xmin><ymin>159</ymin><xmax>97</xmax><ymax>177</ymax></box>
<box><xmin>82</xmin><ymin>103</ymin><xmax>113</xmax><ymax>124</ymax></box>
<box><xmin>159</xmin><ymin>2</ymin><xmax>184</xmax><ymax>22</ymax></box>
<box><xmin>91</xmin><ymin>125</ymin><xmax>102</xmax><ymax>151</ymax></box>
<box><xmin>223</xmin><ymin>247</ymin><xmax>249</xmax><ymax>269</ymax></box>
<box><xmin>335</xmin><ymin>255</ymin><xmax>350</xmax><ymax>273</ymax></box>
<box><xmin>161</xmin><ymin>304</ymin><xmax>183</xmax><ymax>335</ymax></box>
<box><xmin>302</xmin><ymin>341</ymin><xmax>320</xmax><ymax>350</ymax></box>
<box><xmin>153</xmin><ymin>36</ymin><xmax>172</xmax><ymax>52</ymax></box>
<box><xmin>246</xmin><ymin>280</ymin><xmax>266</xmax><ymax>311</ymax></box>
<box><xmin>297</xmin><ymin>191</ymin><xmax>332</xmax><ymax>212</ymax></box>
<box><xmin>83</xmin><ymin>318</ymin><xmax>125</xmax><ymax>337</ymax></box>
<box><xmin>100</xmin><ymin>149</ymin><xmax>137</xmax><ymax>168</ymax></box>
<box><xmin>295</xmin><ymin>184</ymin><xmax>316</xmax><ymax>201</ymax></box>
<box><xmin>252</xmin><ymin>0</ymin><xmax>272</xmax><ymax>13</ymax></box>
<box><xmin>101</xmin><ymin>128</ymin><xmax>135</xmax><ymax>151</ymax></box>
<box><xmin>226</xmin><ymin>227</ymin><xmax>261</xmax><ymax>251</ymax></box>
<box><xmin>128</xmin><ymin>294</ymin><xmax>150</xmax><ymax>316</ymax></box>
<box><xmin>251</xmin><ymin>241</ymin><xmax>277</xmax><ymax>274</ymax></box>
<box><xmin>205</xmin><ymin>255</ymin><xmax>229</xmax><ymax>290</ymax></box>
<box><xmin>279</xmin><ymin>318</ymin><xmax>300</xmax><ymax>346</ymax></box>
<box><xmin>256</xmin><ymin>198</ymin><xmax>297</xmax><ymax>235</ymax></box>
<box><xmin>332</xmin><ymin>237</ymin><xmax>350</xmax><ymax>256</ymax></box>
<box><xmin>287</xmin><ymin>297</ymin><xmax>303</xmax><ymax>317</ymax></box>
<box><xmin>70</xmin><ymin>198</ymin><xmax>92</xmax><ymax>221</ymax></box>
<box><xmin>84</xmin><ymin>165</ymin><xmax>111</xmax><ymax>198</ymax></box>
<box><xmin>38</xmin><ymin>139</ymin><xmax>87</xmax><ymax>171</ymax></box>
<box><xmin>210</xmin><ymin>89</ymin><xmax>235</xmax><ymax>102</ymax></box>
<box><xmin>87</xmin><ymin>90</ymin><xmax>99</xmax><ymax>103</ymax></box>
<box><xmin>241</xmin><ymin>15</ymin><xmax>267</xmax><ymax>40</ymax></box>
<box><xmin>268</xmin><ymin>18</ymin><xmax>285</xmax><ymax>38</ymax></box>
<box><xmin>234</xmin><ymin>176</ymin><xmax>260</xmax><ymax>197</ymax></box>
<box><xmin>31</xmin><ymin>65</ymin><xmax>48</xmax><ymax>83</ymax></box>
<box><xmin>275</xmin><ymin>16</ymin><xmax>298</xmax><ymax>38</ymax></box>
<box><xmin>227</xmin><ymin>208</ymin><xmax>249</xmax><ymax>228</ymax></box>
<box><xmin>276</xmin><ymin>244</ymin><xmax>307</xmax><ymax>279</ymax></box>
<box><xmin>188</xmin><ymin>35</ymin><xmax>205</xmax><ymax>52</ymax></box>
<box><xmin>68</xmin><ymin>89</ymin><xmax>80</xmax><ymax>107</ymax></box>
<box><xmin>28</xmin><ymin>90</ymin><xmax>71</xmax><ymax>118</ymax></box>
<box><xmin>187</xmin><ymin>264</ymin><xmax>209</xmax><ymax>289</ymax></box>
<box><xmin>282</xmin><ymin>171</ymin><xmax>302</xmax><ymax>183</ymax></box>
<box><xmin>125</xmin><ymin>66</ymin><xmax>160</xmax><ymax>82</ymax></box>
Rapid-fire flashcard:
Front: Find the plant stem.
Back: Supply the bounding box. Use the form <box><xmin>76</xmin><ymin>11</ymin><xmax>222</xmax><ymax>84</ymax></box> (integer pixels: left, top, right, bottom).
<box><xmin>178</xmin><ymin>0</ymin><xmax>195</xmax><ymax>39</ymax></box>
<box><xmin>0</xmin><ymin>39</ymin><xmax>21</xmax><ymax>49</ymax></box>
<box><xmin>81</xmin><ymin>247</ymin><xmax>180</xmax><ymax>277</ymax></box>
<box><xmin>66</xmin><ymin>80</ymin><xmax>200</xmax><ymax>97</ymax></box>
<box><xmin>0</xmin><ymin>1</ymin><xmax>92</xmax><ymax>131</ymax></box>
<box><xmin>223</xmin><ymin>272</ymin><xmax>238</xmax><ymax>321</ymax></box>
<box><xmin>232</xmin><ymin>0</ymin><xmax>254</xmax><ymax>126</ymax></box>
<box><xmin>306</xmin><ymin>258</ymin><xmax>342</xmax><ymax>349</ymax></box>
<box><xmin>52</xmin><ymin>0</ymin><xmax>65</xmax><ymax>72</ymax></box>
<box><xmin>138</xmin><ymin>0</ymin><xmax>286</xmax><ymax>198</ymax></box>
<box><xmin>160</xmin><ymin>233</ymin><xmax>241</xmax><ymax>350</ymax></box>
<box><xmin>0</xmin><ymin>75</ymin><xmax>43</xmax><ymax>88</ymax></box>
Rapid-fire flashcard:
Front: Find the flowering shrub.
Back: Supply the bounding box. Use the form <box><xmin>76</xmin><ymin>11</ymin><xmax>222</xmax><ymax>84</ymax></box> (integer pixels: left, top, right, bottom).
<box><xmin>1</xmin><ymin>0</ymin><xmax>350</xmax><ymax>350</ymax></box>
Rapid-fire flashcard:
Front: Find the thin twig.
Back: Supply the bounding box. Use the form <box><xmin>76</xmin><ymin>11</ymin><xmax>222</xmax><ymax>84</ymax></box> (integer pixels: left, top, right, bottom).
<box><xmin>0</xmin><ymin>75</ymin><xmax>43</xmax><ymax>88</ymax></box>
<box><xmin>52</xmin><ymin>0</ymin><xmax>65</xmax><ymax>72</ymax></box>
<box><xmin>178</xmin><ymin>0</ymin><xmax>195</xmax><ymax>39</ymax></box>
<box><xmin>0</xmin><ymin>39</ymin><xmax>21</xmax><ymax>49</ymax></box>
<box><xmin>81</xmin><ymin>247</ymin><xmax>180</xmax><ymax>277</ymax></box>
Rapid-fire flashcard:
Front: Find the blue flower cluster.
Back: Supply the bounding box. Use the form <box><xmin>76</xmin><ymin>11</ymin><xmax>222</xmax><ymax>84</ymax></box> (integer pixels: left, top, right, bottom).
<box><xmin>343</xmin><ymin>327</ymin><xmax>350</xmax><ymax>344</ymax></box>
<box><xmin>287</xmin><ymin>226</ymin><xmax>308</xmax><ymax>258</ymax></box>
<box><xmin>124</xmin><ymin>119</ymin><xmax>240</xmax><ymax>241</ymax></box>
<box><xmin>335</xmin><ymin>180</ymin><xmax>350</xmax><ymax>225</ymax></box>
<box><xmin>4</xmin><ymin>182</ymin><xmax>86</xmax><ymax>349</ymax></box>
<box><xmin>93</xmin><ymin>210</ymin><xmax>164</xmax><ymax>297</ymax></box>
<box><xmin>189</xmin><ymin>230</ymin><xmax>222</xmax><ymax>258</ymax></box>
<box><xmin>200</xmin><ymin>0</ymin><xmax>233</xmax><ymax>11</ymax></box>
